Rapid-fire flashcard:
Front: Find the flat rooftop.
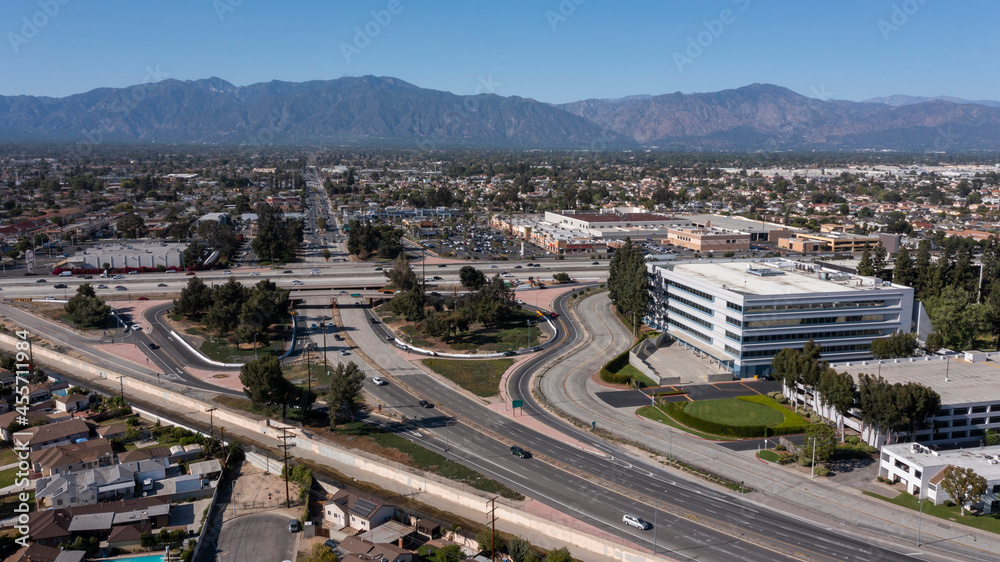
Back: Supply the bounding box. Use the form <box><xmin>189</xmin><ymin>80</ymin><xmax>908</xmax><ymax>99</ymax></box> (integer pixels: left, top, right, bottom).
<box><xmin>661</xmin><ymin>260</ymin><xmax>881</xmax><ymax>296</ymax></box>
<box><xmin>882</xmin><ymin>442</ymin><xmax>1000</xmax><ymax>480</ymax></box>
<box><xmin>836</xmin><ymin>356</ymin><xmax>1000</xmax><ymax>406</ymax></box>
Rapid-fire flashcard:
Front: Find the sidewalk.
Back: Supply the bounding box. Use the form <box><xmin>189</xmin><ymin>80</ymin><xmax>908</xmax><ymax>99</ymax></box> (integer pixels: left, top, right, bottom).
<box><xmin>556</xmin><ymin>292</ymin><xmax>1000</xmax><ymax>559</ymax></box>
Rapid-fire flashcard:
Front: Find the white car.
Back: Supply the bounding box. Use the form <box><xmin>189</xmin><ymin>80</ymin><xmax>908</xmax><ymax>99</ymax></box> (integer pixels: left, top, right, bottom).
<box><xmin>622</xmin><ymin>514</ymin><xmax>651</xmax><ymax>530</ymax></box>
<box><xmin>372</xmin><ymin>377</ymin><xmax>387</xmax><ymax>386</ymax></box>
<box><xmin>223</xmin><ymin>270</ymin><xmax>232</xmax><ymax>275</ymax></box>
<box><xmin>249</xmin><ymin>272</ymin><xmax>261</xmax><ymax>276</ymax></box>
<box><xmin>292</xmin><ymin>280</ymin><xmax>303</xmax><ymax>285</ymax></box>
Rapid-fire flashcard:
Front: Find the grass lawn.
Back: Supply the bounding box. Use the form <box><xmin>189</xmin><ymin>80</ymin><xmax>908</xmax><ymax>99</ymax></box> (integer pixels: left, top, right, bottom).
<box><xmin>284</xmin><ymin>363</ymin><xmax>331</xmax><ymax>387</ymax></box>
<box><xmin>636</xmin><ymin>405</ymin><xmax>732</xmax><ymax>440</ymax></box>
<box><xmin>863</xmin><ymin>490</ymin><xmax>1000</xmax><ymax>534</ymax></box>
<box><xmin>392</xmin><ymin>307</ymin><xmax>543</xmax><ymax>353</ymax></box>
<box><xmin>0</xmin><ymin>447</ymin><xmax>18</xmax><ymax>466</ymax></box>
<box><xmin>199</xmin><ymin>339</ymin><xmax>263</xmax><ymax>363</ymax></box>
<box><xmin>334</xmin><ymin>422</ymin><xmax>523</xmax><ymax>500</ymax></box>
<box><xmin>421</xmin><ymin>358</ymin><xmax>514</xmax><ymax>397</ymax></box>
<box><xmin>757</xmin><ymin>450</ymin><xmax>780</xmax><ymax>463</ymax></box>
<box><xmin>611</xmin><ymin>362</ymin><xmax>658</xmax><ymax>388</ymax></box>
<box><xmin>685</xmin><ymin>398</ymin><xmax>785</xmax><ymax>427</ymax></box>
<box><xmin>0</xmin><ymin>467</ymin><xmax>17</xmax><ymax>488</ymax></box>
<box><xmin>0</xmin><ymin>492</ymin><xmax>32</xmax><ymax>519</ymax></box>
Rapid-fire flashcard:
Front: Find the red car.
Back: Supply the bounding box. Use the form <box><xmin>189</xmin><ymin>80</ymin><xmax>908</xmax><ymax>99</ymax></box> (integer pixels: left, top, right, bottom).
<box><xmin>549</xmin><ymin>312</ymin><xmax>558</xmax><ymax>318</ymax></box>
<box><xmin>136</xmin><ymin>296</ymin><xmax>149</xmax><ymax>300</ymax></box>
<box><xmin>185</xmin><ymin>272</ymin><xmax>196</xmax><ymax>276</ymax></box>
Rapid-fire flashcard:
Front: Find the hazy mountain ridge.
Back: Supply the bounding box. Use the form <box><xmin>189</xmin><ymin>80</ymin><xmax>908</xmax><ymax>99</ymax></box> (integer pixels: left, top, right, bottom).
<box><xmin>2</xmin><ymin>77</ymin><xmax>1000</xmax><ymax>150</ymax></box>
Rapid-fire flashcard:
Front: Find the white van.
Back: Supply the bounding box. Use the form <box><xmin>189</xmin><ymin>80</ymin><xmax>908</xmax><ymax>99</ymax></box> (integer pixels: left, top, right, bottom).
<box><xmin>59</xmin><ymin>271</ymin><xmax>73</xmax><ymax>276</ymax></box>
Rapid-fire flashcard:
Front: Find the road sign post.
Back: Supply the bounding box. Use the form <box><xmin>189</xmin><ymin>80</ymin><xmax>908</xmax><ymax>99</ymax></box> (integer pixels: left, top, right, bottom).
<box><xmin>511</xmin><ymin>399</ymin><xmax>523</xmax><ymax>416</ymax></box>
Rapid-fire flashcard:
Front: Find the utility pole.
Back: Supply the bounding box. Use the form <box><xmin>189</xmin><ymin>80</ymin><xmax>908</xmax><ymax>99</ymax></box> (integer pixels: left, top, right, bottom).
<box><xmin>278</xmin><ymin>428</ymin><xmax>294</xmax><ymax>508</ymax></box>
<box><xmin>321</xmin><ymin>322</ymin><xmax>328</xmax><ymax>377</ymax></box>
<box><xmin>810</xmin><ymin>437</ymin><xmax>817</xmax><ymax>479</ymax></box>
<box><xmin>305</xmin><ymin>344</ymin><xmax>311</xmax><ymax>396</ymax></box>
<box><xmin>487</xmin><ymin>496</ymin><xmax>498</xmax><ymax>561</ymax></box>
<box><xmin>206</xmin><ymin>408</ymin><xmax>217</xmax><ymax>440</ymax></box>
<box><xmin>118</xmin><ymin>376</ymin><xmax>125</xmax><ymax>401</ymax></box>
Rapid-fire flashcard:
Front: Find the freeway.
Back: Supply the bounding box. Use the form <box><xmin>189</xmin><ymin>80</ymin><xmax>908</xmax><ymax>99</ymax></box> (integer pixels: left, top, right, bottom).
<box><xmin>338</xmin><ymin>297</ymin><xmax>934</xmax><ymax>561</ymax></box>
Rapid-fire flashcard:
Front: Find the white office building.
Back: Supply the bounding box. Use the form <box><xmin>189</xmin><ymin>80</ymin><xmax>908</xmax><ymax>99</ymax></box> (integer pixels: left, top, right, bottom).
<box><xmin>646</xmin><ymin>259</ymin><xmax>915</xmax><ymax>378</ymax></box>
<box><xmin>879</xmin><ymin>442</ymin><xmax>1000</xmax><ymax>513</ymax></box>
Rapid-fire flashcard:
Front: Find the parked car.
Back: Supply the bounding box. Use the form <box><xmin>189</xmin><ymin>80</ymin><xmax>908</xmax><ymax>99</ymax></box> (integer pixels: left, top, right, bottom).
<box><xmin>510</xmin><ymin>445</ymin><xmax>531</xmax><ymax>458</ymax></box>
<box><xmin>288</xmin><ymin>520</ymin><xmax>301</xmax><ymax>533</ymax></box>
<box><xmin>622</xmin><ymin>514</ymin><xmax>651</xmax><ymax>530</ymax></box>
<box><xmin>372</xmin><ymin>377</ymin><xmax>387</xmax><ymax>386</ymax></box>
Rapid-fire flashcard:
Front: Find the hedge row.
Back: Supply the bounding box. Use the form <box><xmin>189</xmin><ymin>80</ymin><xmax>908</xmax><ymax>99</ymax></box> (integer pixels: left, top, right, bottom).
<box><xmin>599</xmin><ymin>348</ymin><xmax>633</xmax><ymax>384</ymax></box>
<box><xmin>662</xmin><ymin>402</ymin><xmax>808</xmax><ymax>439</ymax></box>
<box><xmin>598</xmin><ymin>333</ymin><xmax>649</xmax><ymax>385</ymax></box>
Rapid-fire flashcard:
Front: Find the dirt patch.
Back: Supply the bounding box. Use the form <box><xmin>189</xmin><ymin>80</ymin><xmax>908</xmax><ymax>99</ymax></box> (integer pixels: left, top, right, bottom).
<box><xmin>213</xmin><ymin>374</ymin><xmax>231</xmax><ymax>379</ymax></box>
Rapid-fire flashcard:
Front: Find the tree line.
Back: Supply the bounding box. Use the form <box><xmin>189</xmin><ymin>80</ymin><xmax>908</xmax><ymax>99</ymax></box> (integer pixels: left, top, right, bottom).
<box><xmin>347</xmin><ymin>219</ymin><xmax>403</xmax><ymax>260</ymax></box>
<box><xmin>252</xmin><ymin>203</ymin><xmax>304</xmax><ymax>264</ymax></box>
<box><xmin>607</xmin><ymin>238</ymin><xmax>648</xmax><ymax>331</ymax></box>
<box><xmin>173</xmin><ymin>277</ymin><xmax>289</xmax><ymax>345</ymax></box>
<box><xmin>772</xmin><ymin>340</ymin><xmax>940</xmax><ymax>445</ymax></box>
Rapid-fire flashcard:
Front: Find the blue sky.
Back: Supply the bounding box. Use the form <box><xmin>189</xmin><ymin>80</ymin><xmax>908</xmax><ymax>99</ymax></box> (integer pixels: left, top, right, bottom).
<box><xmin>2</xmin><ymin>0</ymin><xmax>998</xmax><ymax>103</ymax></box>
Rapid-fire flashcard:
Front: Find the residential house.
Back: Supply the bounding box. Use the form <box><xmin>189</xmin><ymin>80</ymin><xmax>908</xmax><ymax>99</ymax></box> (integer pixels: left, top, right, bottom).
<box><xmin>118</xmin><ymin>445</ymin><xmax>171</xmax><ymax>465</ymax></box>
<box><xmin>14</xmin><ymin>542</ymin><xmax>85</xmax><ymax>562</ymax></box>
<box><xmin>337</xmin><ymin>536</ymin><xmax>415</xmax><ymax>562</ymax></box>
<box><xmin>12</xmin><ymin>418</ymin><xmax>91</xmax><ymax>452</ymax></box>
<box><xmin>24</xmin><ymin>509</ymin><xmax>74</xmax><ymax>548</ymax></box>
<box><xmin>55</xmin><ymin>393</ymin><xmax>89</xmax><ymax>413</ymax></box>
<box><xmin>34</xmin><ymin>464</ymin><xmax>137</xmax><ymax>508</ymax></box>
<box><xmin>324</xmin><ymin>490</ymin><xmax>395</xmax><ymax>531</ymax></box>
<box><xmin>188</xmin><ymin>459</ymin><xmax>222</xmax><ymax>480</ymax></box>
<box><xmin>96</xmin><ymin>422</ymin><xmax>130</xmax><ymax>441</ymax></box>
<box><xmin>33</xmin><ymin>438</ymin><xmax>114</xmax><ymax>476</ymax></box>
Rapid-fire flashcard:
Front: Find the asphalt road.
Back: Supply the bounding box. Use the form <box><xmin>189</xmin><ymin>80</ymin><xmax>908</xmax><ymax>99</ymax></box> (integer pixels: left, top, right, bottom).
<box><xmin>341</xmin><ymin>300</ymin><xmax>807</xmax><ymax>561</ymax></box>
<box><xmin>212</xmin><ymin>511</ymin><xmax>298</xmax><ymax>562</ymax></box>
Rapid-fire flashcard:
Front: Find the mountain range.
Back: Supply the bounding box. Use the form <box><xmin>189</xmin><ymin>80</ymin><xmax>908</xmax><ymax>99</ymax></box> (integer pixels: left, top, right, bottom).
<box><xmin>3</xmin><ymin>76</ymin><xmax>1000</xmax><ymax>151</ymax></box>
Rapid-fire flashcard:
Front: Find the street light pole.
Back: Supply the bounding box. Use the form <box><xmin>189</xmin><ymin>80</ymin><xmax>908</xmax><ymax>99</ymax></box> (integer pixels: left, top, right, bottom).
<box><xmin>253</xmin><ymin>333</ymin><xmax>258</xmax><ymax>360</ymax></box>
<box><xmin>916</xmin><ymin>498</ymin><xmax>924</xmax><ymax>547</ymax></box>
<box><xmin>321</xmin><ymin>321</ymin><xmax>328</xmax><ymax>376</ymax></box>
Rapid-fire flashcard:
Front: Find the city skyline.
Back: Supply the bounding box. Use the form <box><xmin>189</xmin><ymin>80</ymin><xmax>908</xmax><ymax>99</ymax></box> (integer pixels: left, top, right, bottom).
<box><xmin>2</xmin><ymin>0</ymin><xmax>998</xmax><ymax>103</ymax></box>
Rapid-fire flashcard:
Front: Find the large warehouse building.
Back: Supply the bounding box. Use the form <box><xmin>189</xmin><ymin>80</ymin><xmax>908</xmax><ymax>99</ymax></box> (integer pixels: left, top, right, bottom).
<box><xmin>646</xmin><ymin>258</ymin><xmax>915</xmax><ymax>378</ymax></box>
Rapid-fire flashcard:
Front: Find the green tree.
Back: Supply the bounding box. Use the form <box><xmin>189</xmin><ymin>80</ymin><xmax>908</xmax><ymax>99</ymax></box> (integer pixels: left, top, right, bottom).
<box><xmin>431</xmin><ymin>544</ymin><xmax>464</xmax><ymax>562</ymax></box>
<box><xmin>197</xmin><ymin>221</ymin><xmax>240</xmax><ymax>261</ymax></box>
<box><xmin>317</xmin><ymin>217</ymin><xmax>327</xmax><ymax>231</ymax></box>
<box><xmin>322</xmin><ymin>249</ymin><xmax>331</xmax><ymax>262</ymax></box>
<box><xmin>477</xmin><ymin>529</ymin><xmax>504</xmax><ymax>558</ymax></box>
<box><xmin>182</xmin><ymin>240</ymin><xmax>207</xmax><ymax>268</ymax></box>
<box><xmin>857</xmin><ymin>373</ymin><xmax>897</xmax><ymax>444</ymax></box>
<box><xmin>892</xmin><ymin>244</ymin><xmax>914</xmax><ymax>287</ymax></box>
<box><xmin>252</xmin><ymin>203</ymin><xmax>303</xmax><ymax>263</ymax></box>
<box><xmin>913</xmin><ymin>240</ymin><xmax>933</xmax><ymax>299</ymax></box>
<box><xmin>924</xmin><ymin>286</ymin><xmax>982</xmax><ymax>350</ymax></box>
<box><xmin>818</xmin><ymin>370</ymin><xmax>856</xmax><ymax>442</ymax></box>
<box><xmin>459</xmin><ymin>265</ymin><xmax>487</xmax><ymax>290</ymax></box>
<box><xmin>305</xmin><ymin>542</ymin><xmax>338</xmax><ymax>562</ymax></box>
<box><xmin>326</xmin><ymin>361</ymin><xmax>366</xmax><ymax>425</ymax></box>
<box><xmin>871</xmin><ymin>243</ymin><xmax>888</xmax><ymax>278</ymax></box>
<box><xmin>608</xmin><ymin>238</ymin><xmax>647</xmax><ymax>330</ymax></box>
<box><xmin>116</xmin><ymin>211</ymin><xmax>147</xmax><ymax>238</ymax></box>
<box><xmin>140</xmin><ymin>532</ymin><xmax>158</xmax><ymax>550</ymax></box>
<box><xmin>939</xmin><ymin>465</ymin><xmax>987</xmax><ymax>516</ymax></box>
<box><xmin>985</xmin><ymin>429</ymin><xmax>1000</xmax><ymax>446</ymax></box>
<box><xmin>856</xmin><ymin>245</ymin><xmax>874</xmax><ymax>276</ymax></box>
<box><xmin>388</xmin><ymin>289</ymin><xmax>427</xmax><ymax>322</ymax></box>
<box><xmin>204</xmin><ymin>278</ymin><xmax>250</xmax><ymax>336</ymax></box>
<box><xmin>544</xmin><ymin>547</ymin><xmax>574</xmax><ymax>562</ymax></box>
<box><xmin>239</xmin><ymin>356</ymin><xmax>294</xmax><ymax>408</ymax></box>
<box><xmin>801</xmin><ymin>423</ymin><xmax>837</xmax><ymax>465</ymax></box>
<box><xmin>508</xmin><ymin>537</ymin><xmax>533</xmax><ymax>562</ymax></box>
<box><xmin>553</xmin><ymin>272</ymin><xmax>571</xmax><ymax>283</ymax></box>
<box><xmin>387</xmin><ymin>253</ymin><xmax>418</xmax><ymax>291</ymax></box>
<box><xmin>869</xmin><ymin>331</ymin><xmax>919</xmax><ymax>359</ymax></box>
<box><xmin>173</xmin><ymin>277</ymin><xmax>213</xmax><ymax>316</ymax></box>
<box><xmin>63</xmin><ymin>283</ymin><xmax>111</xmax><ymax>329</ymax></box>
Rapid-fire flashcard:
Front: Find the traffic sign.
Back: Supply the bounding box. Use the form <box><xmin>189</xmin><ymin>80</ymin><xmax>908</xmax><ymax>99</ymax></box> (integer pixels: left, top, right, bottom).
<box><xmin>512</xmin><ymin>399</ymin><xmax>523</xmax><ymax>409</ymax></box>
<box><xmin>350</xmin><ymin>293</ymin><xmax>361</xmax><ymax>297</ymax></box>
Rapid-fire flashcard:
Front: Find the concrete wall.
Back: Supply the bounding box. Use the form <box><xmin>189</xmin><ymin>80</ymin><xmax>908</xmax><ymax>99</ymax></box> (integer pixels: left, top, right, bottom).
<box><xmin>628</xmin><ymin>333</ymin><xmax>680</xmax><ymax>385</ymax></box>
<box><xmin>0</xmin><ymin>333</ymin><xmax>657</xmax><ymax>562</ymax></box>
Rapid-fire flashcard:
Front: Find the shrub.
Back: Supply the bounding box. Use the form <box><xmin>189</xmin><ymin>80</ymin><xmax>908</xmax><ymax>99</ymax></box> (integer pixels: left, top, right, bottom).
<box><xmin>846</xmin><ymin>435</ymin><xmax>861</xmax><ymax>445</ymax></box>
<box><xmin>877</xmin><ymin>476</ymin><xmax>885</xmax><ymax>483</ymax></box>
<box><xmin>775</xmin><ymin>444</ymin><xmax>786</xmax><ymax>451</ymax></box>
<box><xmin>777</xmin><ymin>452</ymin><xmax>796</xmax><ymax>465</ymax></box>
<box><xmin>773</xmin><ymin>394</ymin><xmax>789</xmax><ymax>404</ymax></box>
<box><xmin>815</xmin><ymin>467</ymin><xmax>831</xmax><ymax>477</ymax></box>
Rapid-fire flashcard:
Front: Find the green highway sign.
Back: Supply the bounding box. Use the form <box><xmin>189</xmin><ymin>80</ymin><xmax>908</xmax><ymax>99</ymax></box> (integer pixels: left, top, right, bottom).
<box><xmin>512</xmin><ymin>399</ymin><xmax>523</xmax><ymax>408</ymax></box>
<box><xmin>350</xmin><ymin>293</ymin><xmax>362</xmax><ymax>297</ymax></box>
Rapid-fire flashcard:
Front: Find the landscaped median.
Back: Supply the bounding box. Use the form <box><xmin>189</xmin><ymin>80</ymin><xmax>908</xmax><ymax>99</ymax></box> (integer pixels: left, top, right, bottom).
<box><xmin>421</xmin><ymin>357</ymin><xmax>514</xmax><ymax>398</ymax></box>
<box><xmin>639</xmin><ymin>395</ymin><xmax>809</xmax><ymax>439</ymax></box>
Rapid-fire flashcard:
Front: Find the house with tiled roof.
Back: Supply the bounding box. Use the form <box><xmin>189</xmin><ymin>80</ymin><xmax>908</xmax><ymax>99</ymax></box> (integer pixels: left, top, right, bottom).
<box><xmin>11</xmin><ymin>418</ymin><xmax>90</xmax><ymax>452</ymax></box>
<box><xmin>32</xmin><ymin>437</ymin><xmax>114</xmax><ymax>476</ymax></box>
<box><xmin>337</xmin><ymin>536</ymin><xmax>415</xmax><ymax>562</ymax></box>
<box><xmin>13</xmin><ymin>542</ymin><xmax>85</xmax><ymax>562</ymax></box>
<box><xmin>324</xmin><ymin>489</ymin><xmax>395</xmax><ymax>531</ymax></box>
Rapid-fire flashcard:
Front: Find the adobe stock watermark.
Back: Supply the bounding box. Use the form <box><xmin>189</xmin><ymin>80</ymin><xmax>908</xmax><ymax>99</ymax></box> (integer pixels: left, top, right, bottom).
<box><xmin>672</xmin><ymin>0</ymin><xmax>750</xmax><ymax>73</ymax></box>
<box><xmin>8</xmin><ymin>0</ymin><xmax>72</xmax><ymax>54</ymax></box>
<box><xmin>878</xmin><ymin>0</ymin><xmax>928</xmax><ymax>41</ymax></box>
<box><xmin>417</xmin><ymin>74</ymin><xmax>501</xmax><ymax>152</ymax></box>
<box><xmin>69</xmin><ymin>65</ymin><xmax>169</xmax><ymax>160</ymax></box>
<box><xmin>341</xmin><ymin>0</ymin><xmax>410</xmax><ymax>64</ymax></box>
<box><xmin>11</xmin><ymin>329</ymin><xmax>33</xmax><ymax>549</ymax></box>
<box><xmin>809</xmin><ymin>84</ymin><xmax>835</xmax><ymax>101</ymax></box>
<box><xmin>546</xmin><ymin>0</ymin><xmax>586</xmax><ymax>31</ymax></box>
<box><xmin>213</xmin><ymin>0</ymin><xmax>244</xmax><ymax>22</ymax></box>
